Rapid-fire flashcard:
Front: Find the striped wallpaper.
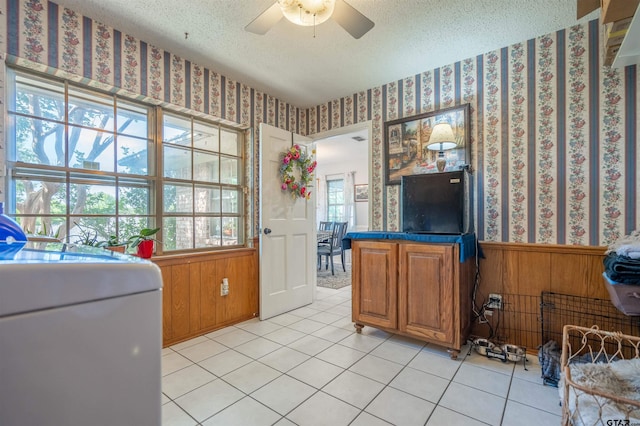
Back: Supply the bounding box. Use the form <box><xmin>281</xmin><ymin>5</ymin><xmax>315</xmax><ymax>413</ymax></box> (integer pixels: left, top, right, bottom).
<box><xmin>1</xmin><ymin>0</ymin><xmax>639</xmax><ymax>246</ymax></box>
<box><xmin>305</xmin><ymin>21</ymin><xmax>639</xmax><ymax>246</ymax></box>
<box><xmin>3</xmin><ymin>0</ymin><xmax>305</xmax><ymax>133</ymax></box>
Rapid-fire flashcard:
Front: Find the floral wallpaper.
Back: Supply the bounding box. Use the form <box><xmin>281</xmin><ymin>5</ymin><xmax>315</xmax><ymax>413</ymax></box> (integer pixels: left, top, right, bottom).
<box><xmin>4</xmin><ymin>0</ymin><xmax>304</xmax><ymax>130</ymax></box>
<box><xmin>2</xmin><ymin>0</ymin><xmax>306</xmax><ymax>237</ymax></box>
<box><xmin>2</xmin><ymin>0</ymin><xmax>639</xmax><ymax>246</ymax></box>
<box><xmin>305</xmin><ymin>20</ymin><xmax>638</xmax><ymax>246</ymax></box>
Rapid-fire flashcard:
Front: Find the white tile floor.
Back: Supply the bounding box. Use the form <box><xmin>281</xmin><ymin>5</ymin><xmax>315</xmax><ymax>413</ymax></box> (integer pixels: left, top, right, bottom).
<box><xmin>161</xmin><ymin>285</ymin><xmax>562</xmax><ymax>426</ymax></box>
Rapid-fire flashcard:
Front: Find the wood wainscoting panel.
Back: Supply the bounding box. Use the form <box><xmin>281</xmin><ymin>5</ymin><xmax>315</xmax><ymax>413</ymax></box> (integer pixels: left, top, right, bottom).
<box><xmin>472</xmin><ymin>242</ymin><xmax>608</xmax><ymax>351</ymax></box>
<box><xmin>161</xmin><ymin>266</ymin><xmax>172</xmax><ymax>342</ymax></box>
<box><xmin>170</xmin><ymin>263</ymin><xmax>191</xmax><ymax>339</ymax></box>
<box><xmin>477</xmin><ymin>242</ymin><xmax>607</xmax><ymax>302</ymax></box>
<box><xmin>215</xmin><ymin>253</ymin><xmax>258</xmax><ymax>326</ymax></box>
<box><xmin>506</xmin><ymin>250</ymin><xmax>551</xmax><ymax>296</ymax></box>
<box><xmin>200</xmin><ymin>261</ymin><xmax>217</xmax><ymax>330</ymax></box>
<box><xmin>189</xmin><ymin>262</ymin><xmax>201</xmax><ymax>333</ymax></box>
<box><xmin>154</xmin><ymin>248</ymin><xmax>258</xmax><ymax>347</ymax></box>
<box><xmin>478</xmin><ymin>245</ymin><xmax>504</xmax><ymax>297</ymax></box>
<box><xmin>550</xmin><ymin>252</ymin><xmax>608</xmax><ymax>299</ymax></box>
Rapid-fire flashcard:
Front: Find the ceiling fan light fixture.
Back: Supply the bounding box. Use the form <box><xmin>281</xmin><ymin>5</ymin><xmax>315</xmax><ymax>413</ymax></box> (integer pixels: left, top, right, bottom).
<box><xmin>278</xmin><ymin>0</ymin><xmax>336</xmax><ymax>26</ymax></box>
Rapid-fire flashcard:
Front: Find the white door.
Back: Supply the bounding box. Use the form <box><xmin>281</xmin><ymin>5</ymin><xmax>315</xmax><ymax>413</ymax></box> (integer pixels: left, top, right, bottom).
<box><xmin>259</xmin><ymin>123</ymin><xmax>316</xmax><ymax>320</ymax></box>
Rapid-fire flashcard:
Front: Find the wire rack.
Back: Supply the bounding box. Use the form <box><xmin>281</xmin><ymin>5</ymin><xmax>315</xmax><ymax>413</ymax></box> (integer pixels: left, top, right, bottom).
<box><xmin>541</xmin><ymin>292</ymin><xmax>640</xmax><ymax>358</ymax></box>
<box><xmin>541</xmin><ymin>292</ymin><xmax>640</xmax><ymax>343</ymax></box>
<box><xmin>472</xmin><ymin>292</ymin><xmax>640</xmax><ymax>351</ymax></box>
<box><xmin>481</xmin><ymin>293</ymin><xmax>541</xmax><ymax>350</ymax></box>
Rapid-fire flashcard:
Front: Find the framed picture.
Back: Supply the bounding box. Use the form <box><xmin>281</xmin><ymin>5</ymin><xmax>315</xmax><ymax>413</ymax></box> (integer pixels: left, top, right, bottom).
<box><xmin>354</xmin><ymin>184</ymin><xmax>368</xmax><ymax>202</ymax></box>
<box><xmin>384</xmin><ymin>103</ymin><xmax>470</xmax><ymax>185</ymax></box>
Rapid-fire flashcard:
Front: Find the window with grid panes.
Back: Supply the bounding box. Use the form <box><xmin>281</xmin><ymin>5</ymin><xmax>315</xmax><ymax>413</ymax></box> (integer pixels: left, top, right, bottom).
<box><xmin>326</xmin><ymin>178</ymin><xmax>344</xmax><ymax>222</ymax></box>
<box><xmin>161</xmin><ymin>113</ymin><xmax>244</xmax><ymax>250</ymax></box>
<box><xmin>6</xmin><ymin>68</ymin><xmax>245</xmax><ymax>253</ymax></box>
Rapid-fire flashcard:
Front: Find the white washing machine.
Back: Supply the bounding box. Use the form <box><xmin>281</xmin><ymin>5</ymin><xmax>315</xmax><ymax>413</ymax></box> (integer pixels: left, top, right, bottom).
<box><xmin>0</xmin><ymin>243</ymin><xmax>163</xmax><ymax>426</ymax></box>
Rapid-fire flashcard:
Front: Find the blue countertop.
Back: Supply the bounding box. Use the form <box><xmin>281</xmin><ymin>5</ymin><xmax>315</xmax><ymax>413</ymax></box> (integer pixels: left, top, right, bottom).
<box><xmin>342</xmin><ymin>232</ymin><xmax>476</xmax><ymax>262</ymax></box>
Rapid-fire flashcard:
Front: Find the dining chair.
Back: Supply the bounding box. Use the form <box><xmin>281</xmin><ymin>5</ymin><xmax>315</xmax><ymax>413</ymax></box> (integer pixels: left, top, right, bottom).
<box><xmin>319</xmin><ymin>221</ymin><xmax>334</xmax><ymax>232</ymax></box>
<box><xmin>317</xmin><ymin>221</ymin><xmax>333</xmax><ymax>269</ymax></box>
<box><xmin>317</xmin><ymin>221</ymin><xmax>348</xmax><ymax>275</ymax></box>
<box><xmin>317</xmin><ymin>221</ymin><xmax>334</xmax><ymax>249</ymax></box>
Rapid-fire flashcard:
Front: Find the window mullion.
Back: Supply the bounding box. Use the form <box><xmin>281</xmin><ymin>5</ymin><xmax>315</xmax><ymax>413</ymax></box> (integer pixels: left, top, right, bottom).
<box><xmin>64</xmin><ymin>80</ymin><xmax>71</xmax><ymax>235</ymax></box>
<box><xmin>9</xmin><ymin>68</ymin><xmax>245</xmax><ymax>253</ymax></box>
<box><xmin>191</xmin><ymin>117</ymin><xmax>196</xmax><ymax>250</ymax></box>
<box><xmin>154</xmin><ymin>106</ymin><xmax>164</xmax><ymax>255</ymax></box>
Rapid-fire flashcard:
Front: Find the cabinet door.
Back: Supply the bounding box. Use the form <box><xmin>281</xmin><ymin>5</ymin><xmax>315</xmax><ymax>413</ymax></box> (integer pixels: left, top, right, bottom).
<box><xmin>352</xmin><ymin>241</ymin><xmax>398</xmax><ymax>330</ymax></box>
<box><xmin>398</xmin><ymin>243</ymin><xmax>454</xmax><ymax>345</ymax></box>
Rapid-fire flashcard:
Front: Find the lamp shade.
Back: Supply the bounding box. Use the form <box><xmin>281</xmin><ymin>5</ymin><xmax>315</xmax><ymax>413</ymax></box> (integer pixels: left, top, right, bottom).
<box><xmin>278</xmin><ymin>0</ymin><xmax>336</xmax><ymax>26</ymax></box>
<box><xmin>426</xmin><ymin>123</ymin><xmax>457</xmax><ymax>151</ymax></box>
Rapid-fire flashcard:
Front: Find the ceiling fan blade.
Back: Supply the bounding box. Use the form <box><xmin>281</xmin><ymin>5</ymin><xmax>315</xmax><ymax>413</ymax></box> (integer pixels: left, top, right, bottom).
<box><xmin>332</xmin><ymin>0</ymin><xmax>375</xmax><ymax>39</ymax></box>
<box><xmin>245</xmin><ymin>2</ymin><xmax>283</xmax><ymax>35</ymax></box>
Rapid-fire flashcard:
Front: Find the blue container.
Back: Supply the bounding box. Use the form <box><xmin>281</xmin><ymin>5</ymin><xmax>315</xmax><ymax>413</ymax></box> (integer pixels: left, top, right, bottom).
<box><xmin>0</xmin><ymin>202</ymin><xmax>27</xmax><ymax>260</ymax></box>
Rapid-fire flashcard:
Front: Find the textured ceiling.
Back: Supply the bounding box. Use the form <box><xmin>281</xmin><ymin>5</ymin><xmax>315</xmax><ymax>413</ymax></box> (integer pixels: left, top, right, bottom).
<box><xmin>50</xmin><ymin>0</ymin><xmax>597</xmax><ymax>108</ymax></box>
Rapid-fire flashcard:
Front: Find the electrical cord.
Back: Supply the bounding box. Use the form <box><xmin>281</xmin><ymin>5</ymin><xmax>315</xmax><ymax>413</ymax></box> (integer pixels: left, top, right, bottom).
<box><xmin>471</xmin><ymin>233</ymin><xmax>481</xmax><ymax>317</ymax></box>
<box><xmin>468</xmin><ymin>245</ymin><xmax>527</xmax><ymax>368</ymax></box>
<box><xmin>470</xmin><ymin>233</ymin><xmax>495</xmax><ymax>338</ymax></box>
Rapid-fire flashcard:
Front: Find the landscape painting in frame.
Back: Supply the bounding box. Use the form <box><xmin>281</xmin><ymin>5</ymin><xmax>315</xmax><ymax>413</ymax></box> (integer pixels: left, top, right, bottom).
<box><xmin>354</xmin><ymin>184</ymin><xmax>368</xmax><ymax>202</ymax></box>
<box><xmin>384</xmin><ymin>104</ymin><xmax>470</xmax><ymax>185</ymax></box>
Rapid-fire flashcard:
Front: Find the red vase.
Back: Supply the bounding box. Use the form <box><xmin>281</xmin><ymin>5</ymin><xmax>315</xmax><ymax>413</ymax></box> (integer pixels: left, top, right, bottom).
<box><xmin>136</xmin><ymin>239</ymin><xmax>154</xmax><ymax>258</ymax></box>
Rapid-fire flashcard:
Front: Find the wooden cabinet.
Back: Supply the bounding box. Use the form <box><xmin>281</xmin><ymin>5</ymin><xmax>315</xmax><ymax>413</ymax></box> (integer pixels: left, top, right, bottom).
<box><xmin>399</xmin><ymin>243</ymin><xmax>455</xmax><ymax>345</ymax></box>
<box><xmin>352</xmin><ymin>241</ymin><xmax>398</xmax><ymax>330</ymax></box>
<box><xmin>154</xmin><ymin>248</ymin><xmax>259</xmax><ymax>347</ymax></box>
<box><xmin>352</xmin><ymin>240</ymin><xmax>473</xmax><ymax>359</ymax></box>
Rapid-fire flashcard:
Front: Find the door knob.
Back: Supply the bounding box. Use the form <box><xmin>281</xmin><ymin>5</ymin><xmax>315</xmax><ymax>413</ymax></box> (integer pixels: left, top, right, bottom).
<box><xmin>263</xmin><ymin>228</ymin><xmax>272</xmax><ymax>235</ymax></box>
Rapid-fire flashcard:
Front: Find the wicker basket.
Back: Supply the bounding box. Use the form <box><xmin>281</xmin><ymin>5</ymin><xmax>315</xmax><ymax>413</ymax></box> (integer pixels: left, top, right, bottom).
<box><xmin>560</xmin><ymin>325</ymin><xmax>640</xmax><ymax>425</ymax></box>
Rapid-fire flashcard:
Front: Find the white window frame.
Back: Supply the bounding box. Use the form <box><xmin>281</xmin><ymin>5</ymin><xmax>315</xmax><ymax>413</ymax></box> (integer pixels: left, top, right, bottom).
<box><xmin>5</xmin><ymin>67</ymin><xmax>246</xmax><ymax>254</ymax></box>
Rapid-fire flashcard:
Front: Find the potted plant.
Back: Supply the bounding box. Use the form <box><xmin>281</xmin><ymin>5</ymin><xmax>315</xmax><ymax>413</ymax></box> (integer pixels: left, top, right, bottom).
<box><xmin>223</xmin><ymin>221</ymin><xmax>235</xmax><ymax>237</ymax></box>
<box><xmin>73</xmin><ymin>223</ymin><xmax>127</xmax><ymax>253</ymax></box>
<box><xmin>127</xmin><ymin>227</ymin><xmax>160</xmax><ymax>259</ymax></box>
<box><xmin>73</xmin><ymin>222</ymin><xmax>100</xmax><ymax>247</ymax></box>
<box><xmin>97</xmin><ymin>234</ymin><xmax>127</xmax><ymax>253</ymax></box>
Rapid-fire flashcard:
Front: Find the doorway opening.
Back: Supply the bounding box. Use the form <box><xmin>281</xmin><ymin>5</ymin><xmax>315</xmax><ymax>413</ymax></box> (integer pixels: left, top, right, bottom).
<box><xmin>313</xmin><ymin>122</ymin><xmax>371</xmax><ymax>283</ymax></box>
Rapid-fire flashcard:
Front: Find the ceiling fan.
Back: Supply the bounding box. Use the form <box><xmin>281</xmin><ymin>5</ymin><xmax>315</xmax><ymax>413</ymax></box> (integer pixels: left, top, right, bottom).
<box><xmin>245</xmin><ymin>0</ymin><xmax>375</xmax><ymax>39</ymax></box>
